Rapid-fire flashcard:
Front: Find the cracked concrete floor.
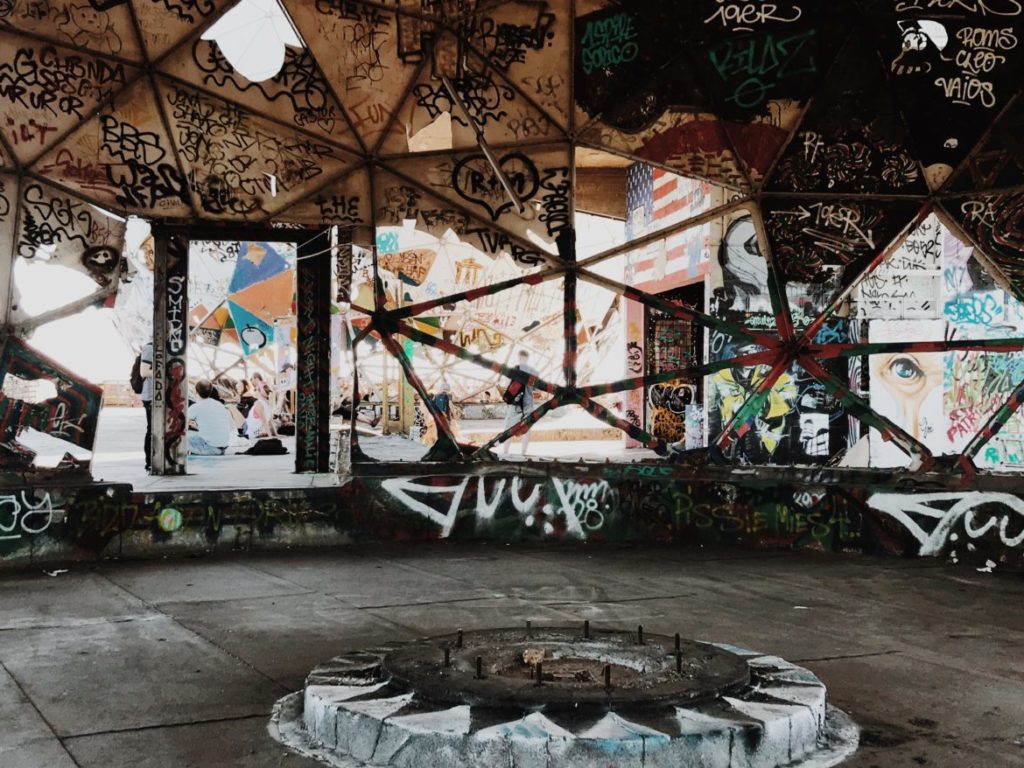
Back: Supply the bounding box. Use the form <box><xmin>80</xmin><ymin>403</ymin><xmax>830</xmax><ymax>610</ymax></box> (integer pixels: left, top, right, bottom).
<box><xmin>1</xmin><ymin>544</ymin><xmax>1022</xmax><ymax>767</ymax></box>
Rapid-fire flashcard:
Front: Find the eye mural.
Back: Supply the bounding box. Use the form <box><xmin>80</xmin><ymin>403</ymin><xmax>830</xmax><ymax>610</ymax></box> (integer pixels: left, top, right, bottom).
<box><xmin>0</xmin><ymin>0</ymin><xmax>1022</xmax><ymax>487</ymax></box>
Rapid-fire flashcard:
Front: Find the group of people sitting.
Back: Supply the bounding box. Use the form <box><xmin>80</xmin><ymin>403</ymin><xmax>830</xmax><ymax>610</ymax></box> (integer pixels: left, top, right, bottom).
<box><xmin>186</xmin><ymin>373</ymin><xmax>282</xmax><ymax>455</ymax></box>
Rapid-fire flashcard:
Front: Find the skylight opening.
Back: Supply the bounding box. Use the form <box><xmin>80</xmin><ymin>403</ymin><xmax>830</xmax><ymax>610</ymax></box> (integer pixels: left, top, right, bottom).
<box><xmin>202</xmin><ymin>0</ymin><xmax>304</xmax><ymax>82</ymax></box>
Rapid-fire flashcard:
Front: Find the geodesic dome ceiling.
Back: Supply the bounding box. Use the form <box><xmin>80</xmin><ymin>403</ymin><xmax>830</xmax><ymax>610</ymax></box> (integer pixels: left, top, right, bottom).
<box><xmin>5</xmin><ymin>0</ymin><xmax>1024</xmax><ymax>471</ymax></box>
<box><xmin>2</xmin><ymin>0</ymin><xmax>1024</xmax><ymax>275</ymax></box>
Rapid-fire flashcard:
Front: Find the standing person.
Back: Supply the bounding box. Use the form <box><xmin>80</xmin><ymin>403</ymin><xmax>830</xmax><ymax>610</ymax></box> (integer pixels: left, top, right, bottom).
<box><xmin>139</xmin><ymin>341</ymin><xmax>154</xmax><ymax>471</ymax></box>
<box><xmin>502</xmin><ymin>350</ymin><xmax>539</xmax><ymax>456</ymax></box>
<box><xmin>420</xmin><ymin>385</ymin><xmax>461</xmax><ymax>445</ymax></box>
<box><xmin>434</xmin><ymin>384</ymin><xmax>461</xmax><ymax>441</ymax></box>
<box><xmin>186</xmin><ymin>380</ymin><xmax>234</xmax><ymax>455</ymax></box>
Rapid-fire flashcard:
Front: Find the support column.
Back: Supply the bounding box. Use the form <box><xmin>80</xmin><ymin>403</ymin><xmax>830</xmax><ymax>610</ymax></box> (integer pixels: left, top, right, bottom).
<box><xmin>151</xmin><ymin>229</ymin><xmax>188</xmax><ymax>475</ymax></box>
<box><xmin>334</xmin><ymin>233</ymin><xmax>353</xmax><ymax>473</ymax></box>
<box><xmin>558</xmin><ymin>228</ymin><xmax>578</xmax><ymax>388</ymax></box>
<box><xmin>295</xmin><ymin>229</ymin><xmax>332</xmax><ymax>473</ymax></box>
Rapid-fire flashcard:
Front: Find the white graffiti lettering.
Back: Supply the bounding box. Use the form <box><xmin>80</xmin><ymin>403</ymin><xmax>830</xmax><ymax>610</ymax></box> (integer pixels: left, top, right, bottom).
<box><xmin>166</xmin><ymin>274</ymin><xmax>186</xmax><ymax>355</ymax></box>
<box><xmin>381</xmin><ymin>476</ymin><xmax>615</xmax><ymax>539</ymax></box>
<box><xmin>704</xmin><ymin>0</ymin><xmax>803</xmax><ymax>32</ymax></box>
<box><xmin>0</xmin><ymin>492</ymin><xmax>63</xmax><ymax>541</ymax></box>
<box><xmin>895</xmin><ymin>0</ymin><xmax>1022</xmax><ymax>17</ymax></box>
<box><xmin>868</xmin><ymin>492</ymin><xmax>1024</xmax><ymax>555</ymax></box>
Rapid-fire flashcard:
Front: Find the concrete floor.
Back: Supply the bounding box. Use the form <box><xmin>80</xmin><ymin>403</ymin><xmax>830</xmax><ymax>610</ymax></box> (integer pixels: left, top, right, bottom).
<box><xmin>1</xmin><ymin>544</ymin><xmax>1022</xmax><ymax>768</ymax></box>
<box><xmin>31</xmin><ymin>408</ymin><xmax>657</xmax><ymax>491</ymax></box>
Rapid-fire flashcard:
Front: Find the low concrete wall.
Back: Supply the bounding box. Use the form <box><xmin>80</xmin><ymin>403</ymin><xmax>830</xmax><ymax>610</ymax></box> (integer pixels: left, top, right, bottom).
<box><xmin>1</xmin><ymin>465</ymin><xmax>1022</xmax><ymax>571</ymax></box>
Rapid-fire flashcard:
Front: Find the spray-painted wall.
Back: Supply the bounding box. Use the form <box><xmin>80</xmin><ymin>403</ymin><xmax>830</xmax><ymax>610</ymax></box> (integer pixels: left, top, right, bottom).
<box><xmin>859</xmin><ymin>216</ymin><xmax>1024</xmax><ymax>470</ymax></box>
<box><xmin>3</xmin><ymin>467</ymin><xmax>1024</xmax><ymax>573</ymax></box>
<box><xmin>623</xmin><ymin>189</ymin><xmax>1024</xmax><ymax>473</ymax></box>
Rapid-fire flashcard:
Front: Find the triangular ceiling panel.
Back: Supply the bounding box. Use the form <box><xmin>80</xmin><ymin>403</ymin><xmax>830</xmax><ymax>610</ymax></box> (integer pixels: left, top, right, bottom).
<box><xmin>15</xmin><ymin>177</ymin><xmax>126</xmax><ymax>265</ymax></box>
<box><xmin>156</xmin><ymin>78</ymin><xmax>357</xmax><ymax>220</ymax></box>
<box><xmin>947</xmin><ymin>94</ymin><xmax>1024</xmax><ymax>193</ymax></box>
<box><xmin>29</xmin><ymin>77</ymin><xmax>192</xmax><ymax>217</ymax></box>
<box><xmin>458</xmin><ymin>0</ymin><xmax>572</xmax><ymax>133</ymax></box>
<box><xmin>859</xmin><ymin>0</ymin><xmax>1024</xmax><ymax>190</ymax></box>
<box><xmin>577</xmin><ymin>111</ymin><xmax>750</xmax><ymax>190</ymax></box>
<box><xmin>373</xmin><ymin>168</ymin><xmax>553</xmax><ymax>271</ymax></box>
<box><xmin>696</xmin><ymin>2</ymin><xmax>852</xmax><ymax>184</ymax></box>
<box><xmin>942</xmin><ymin>193</ymin><xmax>1024</xmax><ymax>299</ymax></box>
<box><xmin>282</xmin><ymin>0</ymin><xmax>420</xmax><ymax>153</ymax></box>
<box><xmin>573</xmin><ymin>1</ymin><xmax>704</xmax><ymax>138</ymax></box>
<box><xmin>0</xmin><ymin>0</ymin><xmax>144</xmax><ymax>62</ymax></box>
<box><xmin>160</xmin><ymin>38</ymin><xmax>361</xmax><ymax>151</ymax></box>
<box><xmin>721</xmin><ymin>116</ymin><xmax>796</xmax><ymax>187</ymax></box>
<box><xmin>687</xmin><ymin>0</ymin><xmax>852</xmax><ymax>122</ymax></box>
<box><xmin>381</xmin><ymin>144</ymin><xmax>571</xmax><ymax>254</ymax></box>
<box><xmin>377</xmin><ymin>28</ymin><xmax>568</xmax><ymax>157</ymax></box>
<box><xmin>130</xmin><ymin>0</ymin><xmax>228</xmax><ymax>62</ymax></box>
<box><xmin>762</xmin><ymin>197</ymin><xmax>921</xmax><ymax>285</ymax></box>
<box><xmin>767</xmin><ymin>33</ymin><xmax>927</xmax><ymax>195</ymax></box>
<box><xmin>10</xmin><ymin>177</ymin><xmax>126</xmax><ymax>324</ymax></box>
<box><xmin>0</xmin><ymin>32</ymin><xmax>140</xmax><ymax>166</ymax></box>
<box><xmin>270</xmin><ymin>164</ymin><xmax>371</xmax><ymax>228</ymax></box>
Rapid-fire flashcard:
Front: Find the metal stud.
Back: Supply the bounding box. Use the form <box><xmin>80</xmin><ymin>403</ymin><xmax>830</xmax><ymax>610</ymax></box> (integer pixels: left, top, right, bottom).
<box><xmin>584</xmin><ymin>620</ymin><xmax>590</xmax><ymax>639</ymax></box>
<box><xmin>456</xmin><ymin>629</ymin><xmax>463</xmax><ymax>649</ymax></box>
<box><xmin>604</xmin><ymin>664</ymin><xmax>612</xmax><ymax>689</ymax></box>
<box><xmin>535</xmin><ymin>661</ymin><xmax>543</xmax><ymax>686</ymax></box>
<box><xmin>638</xmin><ymin>625</ymin><xmax>644</xmax><ymax>645</ymax></box>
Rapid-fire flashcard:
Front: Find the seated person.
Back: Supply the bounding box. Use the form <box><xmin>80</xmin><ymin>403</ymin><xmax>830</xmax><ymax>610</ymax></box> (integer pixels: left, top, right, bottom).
<box><xmin>187</xmin><ymin>379</ymin><xmax>235</xmax><ymax>455</ymax></box>
<box><xmin>244</xmin><ymin>393</ymin><xmax>277</xmax><ymax>440</ymax></box>
<box><xmin>212</xmin><ymin>376</ymin><xmax>246</xmax><ymax>433</ymax></box>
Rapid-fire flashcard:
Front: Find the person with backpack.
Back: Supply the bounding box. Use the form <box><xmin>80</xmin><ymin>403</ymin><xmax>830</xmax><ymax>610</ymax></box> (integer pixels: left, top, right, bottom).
<box><xmin>501</xmin><ymin>350</ymin><xmax>539</xmax><ymax>456</ymax></box>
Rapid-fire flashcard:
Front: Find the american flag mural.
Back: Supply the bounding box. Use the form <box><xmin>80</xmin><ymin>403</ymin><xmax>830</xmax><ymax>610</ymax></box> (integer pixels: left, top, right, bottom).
<box><xmin>623</xmin><ymin>165</ymin><xmax>715</xmax><ymax>448</ymax></box>
<box><xmin>625</xmin><ymin>165</ymin><xmax>714</xmax><ymax>286</ymax></box>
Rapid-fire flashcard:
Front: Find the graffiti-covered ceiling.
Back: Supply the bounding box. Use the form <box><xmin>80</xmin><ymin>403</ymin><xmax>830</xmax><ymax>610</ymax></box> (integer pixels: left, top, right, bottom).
<box><xmin>3</xmin><ymin>0</ymin><xmax>1024</xmax><ymax>291</ymax></box>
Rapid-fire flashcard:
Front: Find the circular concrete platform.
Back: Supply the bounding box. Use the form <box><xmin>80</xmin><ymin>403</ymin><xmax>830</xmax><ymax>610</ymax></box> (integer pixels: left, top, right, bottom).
<box><xmin>270</xmin><ymin>627</ymin><xmax>859</xmax><ymax>768</ymax></box>
<box><xmin>385</xmin><ymin>627</ymin><xmax>750</xmax><ymax>709</ymax></box>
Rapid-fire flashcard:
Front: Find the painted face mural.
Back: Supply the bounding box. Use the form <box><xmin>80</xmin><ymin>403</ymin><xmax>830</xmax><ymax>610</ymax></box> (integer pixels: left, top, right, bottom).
<box><xmin>715</xmin><ymin>216</ymin><xmax>769</xmax><ymax>315</ymax></box>
<box><xmin>869</xmin><ymin>352</ymin><xmax>945</xmax><ymax>466</ymax></box>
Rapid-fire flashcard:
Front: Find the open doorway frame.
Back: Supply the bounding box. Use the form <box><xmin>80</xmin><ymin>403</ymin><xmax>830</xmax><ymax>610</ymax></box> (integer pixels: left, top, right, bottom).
<box><xmin>148</xmin><ymin>223</ymin><xmax>339</xmax><ymax>476</ymax></box>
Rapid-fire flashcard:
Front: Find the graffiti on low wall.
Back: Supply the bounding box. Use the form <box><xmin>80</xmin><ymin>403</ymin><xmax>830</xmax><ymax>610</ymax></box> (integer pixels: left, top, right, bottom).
<box><xmin>0</xmin><ymin>484</ymin><xmax>346</xmax><ymax>563</ymax></box>
<box><xmin>868</xmin><ymin>492</ymin><xmax>1024</xmax><ymax>562</ymax></box>
<box><xmin>373</xmin><ymin>471</ymin><xmax>868</xmax><ymax>552</ymax></box>
<box><xmin>381</xmin><ymin>476</ymin><xmax>617</xmax><ymax>538</ymax></box>
<box><xmin>0</xmin><ymin>490</ymin><xmax>64</xmax><ymax>543</ymax></box>
<box><xmin>2</xmin><ymin>474</ymin><xmax>1023</xmax><ymax>570</ymax></box>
